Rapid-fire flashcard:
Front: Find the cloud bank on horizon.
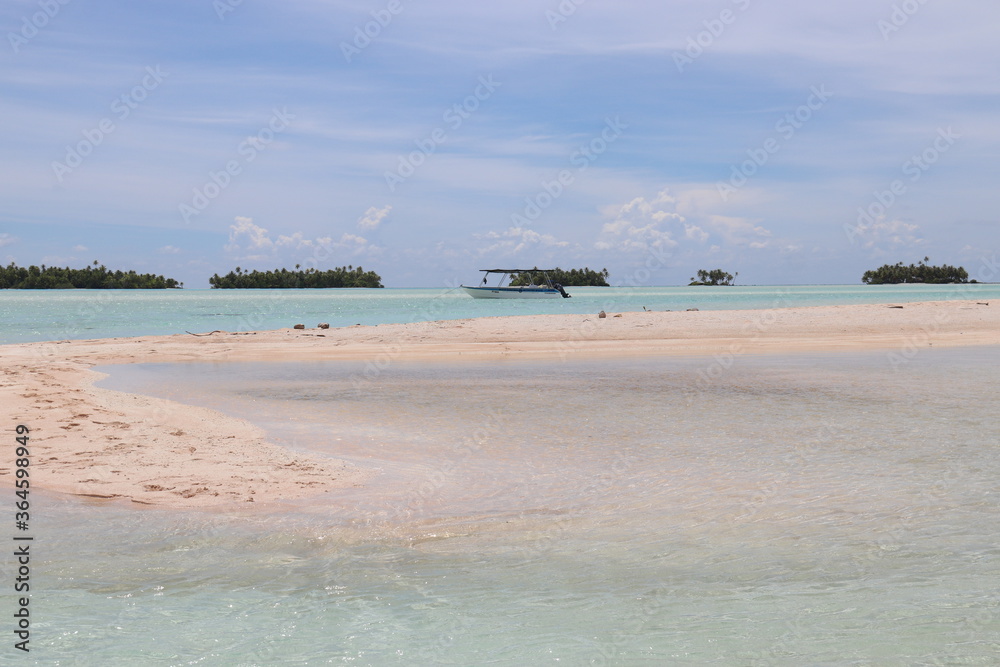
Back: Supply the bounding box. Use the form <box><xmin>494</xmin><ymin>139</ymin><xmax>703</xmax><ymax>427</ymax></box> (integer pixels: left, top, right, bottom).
<box><xmin>1</xmin><ymin>0</ymin><xmax>997</xmax><ymax>287</ymax></box>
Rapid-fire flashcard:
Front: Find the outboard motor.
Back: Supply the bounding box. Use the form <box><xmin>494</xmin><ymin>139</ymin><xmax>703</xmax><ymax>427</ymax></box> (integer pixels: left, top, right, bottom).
<box><xmin>554</xmin><ymin>282</ymin><xmax>570</xmax><ymax>298</ymax></box>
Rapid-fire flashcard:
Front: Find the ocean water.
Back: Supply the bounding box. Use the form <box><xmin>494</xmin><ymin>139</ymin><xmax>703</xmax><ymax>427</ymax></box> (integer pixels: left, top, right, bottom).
<box><xmin>18</xmin><ymin>348</ymin><xmax>997</xmax><ymax>664</ymax></box>
<box><xmin>2</xmin><ymin>283</ymin><xmax>999</xmax><ymax>344</ymax></box>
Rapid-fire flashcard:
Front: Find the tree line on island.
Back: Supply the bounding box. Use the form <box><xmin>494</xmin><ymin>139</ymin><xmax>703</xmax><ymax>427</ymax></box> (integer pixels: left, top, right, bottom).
<box><xmin>0</xmin><ymin>261</ymin><xmax>181</xmax><ymax>289</ymax></box>
<box><xmin>208</xmin><ymin>265</ymin><xmax>384</xmax><ymax>288</ymax></box>
<box><xmin>0</xmin><ymin>259</ymin><xmax>977</xmax><ymax>289</ymax></box>
<box><xmin>689</xmin><ymin>269</ymin><xmax>736</xmax><ymax>286</ymax></box>
<box><xmin>508</xmin><ymin>267</ymin><xmax>610</xmax><ymax>287</ymax></box>
<box><xmin>861</xmin><ymin>258</ymin><xmax>969</xmax><ymax>284</ymax></box>
<box><xmin>686</xmin><ymin>258</ymin><xmax>972</xmax><ymax>286</ymax></box>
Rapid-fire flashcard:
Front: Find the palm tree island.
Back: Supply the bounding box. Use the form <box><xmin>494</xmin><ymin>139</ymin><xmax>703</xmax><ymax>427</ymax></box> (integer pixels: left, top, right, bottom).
<box><xmin>689</xmin><ymin>269</ymin><xmax>736</xmax><ymax>286</ymax></box>
<box><xmin>508</xmin><ymin>267</ymin><xmax>610</xmax><ymax>287</ymax></box>
<box><xmin>0</xmin><ymin>261</ymin><xmax>181</xmax><ymax>289</ymax></box>
<box><xmin>209</xmin><ymin>265</ymin><xmax>383</xmax><ymax>288</ymax></box>
<box><xmin>861</xmin><ymin>258</ymin><xmax>968</xmax><ymax>284</ymax></box>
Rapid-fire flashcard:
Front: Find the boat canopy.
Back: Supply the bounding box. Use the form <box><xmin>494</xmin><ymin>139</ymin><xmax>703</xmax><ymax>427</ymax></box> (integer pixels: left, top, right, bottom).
<box><xmin>477</xmin><ymin>269</ymin><xmax>560</xmax><ymax>273</ymax></box>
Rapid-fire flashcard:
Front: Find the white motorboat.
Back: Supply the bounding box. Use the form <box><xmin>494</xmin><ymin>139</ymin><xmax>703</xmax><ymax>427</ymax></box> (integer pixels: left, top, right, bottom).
<box><xmin>460</xmin><ymin>269</ymin><xmax>571</xmax><ymax>299</ymax></box>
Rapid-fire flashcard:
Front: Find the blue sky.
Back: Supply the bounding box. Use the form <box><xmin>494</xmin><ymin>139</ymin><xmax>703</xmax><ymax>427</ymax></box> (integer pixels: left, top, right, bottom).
<box><xmin>2</xmin><ymin>0</ymin><xmax>997</xmax><ymax>288</ymax></box>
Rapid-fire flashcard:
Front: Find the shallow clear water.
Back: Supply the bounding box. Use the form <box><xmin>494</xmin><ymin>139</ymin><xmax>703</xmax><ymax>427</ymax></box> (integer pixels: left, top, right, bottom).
<box><xmin>2</xmin><ymin>283</ymin><xmax>999</xmax><ymax>344</ymax></box>
<box><xmin>19</xmin><ymin>348</ymin><xmax>994</xmax><ymax>664</ymax></box>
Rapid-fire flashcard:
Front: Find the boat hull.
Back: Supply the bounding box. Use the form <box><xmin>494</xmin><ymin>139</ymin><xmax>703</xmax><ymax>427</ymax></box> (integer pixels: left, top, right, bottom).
<box><xmin>460</xmin><ymin>285</ymin><xmax>563</xmax><ymax>299</ymax></box>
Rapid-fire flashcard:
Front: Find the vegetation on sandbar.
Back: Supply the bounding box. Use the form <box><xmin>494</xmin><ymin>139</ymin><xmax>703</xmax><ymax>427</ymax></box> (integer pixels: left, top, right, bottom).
<box><xmin>862</xmin><ymin>258</ymin><xmax>968</xmax><ymax>284</ymax></box>
<box><xmin>689</xmin><ymin>269</ymin><xmax>736</xmax><ymax>286</ymax></box>
<box><xmin>0</xmin><ymin>261</ymin><xmax>181</xmax><ymax>289</ymax></box>
<box><xmin>209</xmin><ymin>265</ymin><xmax>384</xmax><ymax>288</ymax></box>
<box><xmin>509</xmin><ymin>267</ymin><xmax>610</xmax><ymax>287</ymax></box>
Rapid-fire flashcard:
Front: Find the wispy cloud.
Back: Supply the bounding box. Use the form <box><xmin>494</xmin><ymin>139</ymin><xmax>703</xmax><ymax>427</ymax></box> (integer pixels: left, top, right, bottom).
<box><xmin>1</xmin><ymin>1</ymin><xmax>995</xmax><ymax>286</ymax></box>
<box><xmin>357</xmin><ymin>204</ymin><xmax>392</xmax><ymax>231</ymax></box>
<box><xmin>595</xmin><ymin>188</ymin><xmax>703</xmax><ymax>253</ymax></box>
<box><xmin>477</xmin><ymin>225</ymin><xmax>571</xmax><ymax>257</ymax></box>
<box><xmin>855</xmin><ymin>218</ymin><xmax>925</xmax><ymax>251</ymax></box>
<box><xmin>224</xmin><ymin>216</ymin><xmax>380</xmax><ymax>264</ymax></box>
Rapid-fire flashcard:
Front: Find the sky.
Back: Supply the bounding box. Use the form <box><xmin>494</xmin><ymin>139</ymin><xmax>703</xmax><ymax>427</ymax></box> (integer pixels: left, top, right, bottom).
<box><xmin>1</xmin><ymin>0</ymin><xmax>998</xmax><ymax>288</ymax></box>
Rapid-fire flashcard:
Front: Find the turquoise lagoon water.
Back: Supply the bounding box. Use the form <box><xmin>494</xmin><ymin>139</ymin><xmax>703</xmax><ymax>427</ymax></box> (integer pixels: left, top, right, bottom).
<box><xmin>17</xmin><ymin>348</ymin><xmax>998</xmax><ymax>665</ymax></box>
<box><xmin>6</xmin><ymin>286</ymin><xmax>1000</xmax><ymax>664</ymax></box>
<box><xmin>2</xmin><ymin>283</ymin><xmax>999</xmax><ymax>344</ymax></box>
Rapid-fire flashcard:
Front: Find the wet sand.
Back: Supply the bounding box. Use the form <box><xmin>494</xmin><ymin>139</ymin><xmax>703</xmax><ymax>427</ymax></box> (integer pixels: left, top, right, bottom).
<box><xmin>1</xmin><ymin>300</ymin><xmax>996</xmax><ymax>508</ymax></box>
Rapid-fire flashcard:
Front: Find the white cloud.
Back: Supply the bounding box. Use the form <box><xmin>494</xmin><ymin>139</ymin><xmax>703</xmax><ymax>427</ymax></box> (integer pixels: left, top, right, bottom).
<box><xmin>595</xmin><ymin>188</ymin><xmax>686</xmax><ymax>253</ymax></box>
<box><xmin>683</xmin><ymin>224</ymin><xmax>709</xmax><ymax>243</ymax></box>
<box><xmin>224</xmin><ymin>216</ymin><xmax>384</xmax><ymax>263</ymax></box>
<box><xmin>477</xmin><ymin>226</ymin><xmax>570</xmax><ymax>256</ymax></box>
<box><xmin>275</xmin><ymin>232</ymin><xmax>313</xmax><ymax>249</ymax></box>
<box><xmin>357</xmin><ymin>205</ymin><xmax>392</xmax><ymax>231</ymax></box>
<box><xmin>595</xmin><ymin>186</ymin><xmax>780</xmax><ymax>268</ymax></box>
<box><xmin>338</xmin><ymin>232</ymin><xmax>367</xmax><ymax>246</ymax></box>
<box><xmin>0</xmin><ymin>234</ymin><xmax>18</xmax><ymax>248</ymax></box>
<box><xmin>158</xmin><ymin>245</ymin><xmax>181</xmax><ymax>254</ymax></box>
<box><xmin>226</xmin><ymin>217</ymin><xmax>274</xmax><ymax>255</ymax></box>
<box><xmin>854</xmin><ymin>218</ymin><xmax>925</xmax><ymax>250</ymax></box>
<box><xmin>337</xmin><ymin>233</ymin><xmax>385</xmax><ymax>257</ymax></box>
<box><xmin>704</xmin><ymin>215</ymin><xmax>773</xmax><ymax>249</ymax></box>
<box><xmin>73</xmin><ymin>244</ymin><xmax>88</xmax><ymax>252</ymax></box>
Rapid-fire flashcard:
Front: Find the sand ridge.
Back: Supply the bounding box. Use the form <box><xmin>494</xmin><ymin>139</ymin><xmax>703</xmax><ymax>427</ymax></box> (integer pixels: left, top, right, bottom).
<box><xmin>1</xmin><ymin>300</ymin><xmax>996</xmax><ymax>508</ymax></box>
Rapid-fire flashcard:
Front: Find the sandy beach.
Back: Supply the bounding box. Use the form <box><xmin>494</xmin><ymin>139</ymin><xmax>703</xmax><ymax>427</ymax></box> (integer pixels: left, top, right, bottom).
<box><xmin>2</xmin><ymin>300</ymin><xmax>996</xmax><ymax>509</ymax></box>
